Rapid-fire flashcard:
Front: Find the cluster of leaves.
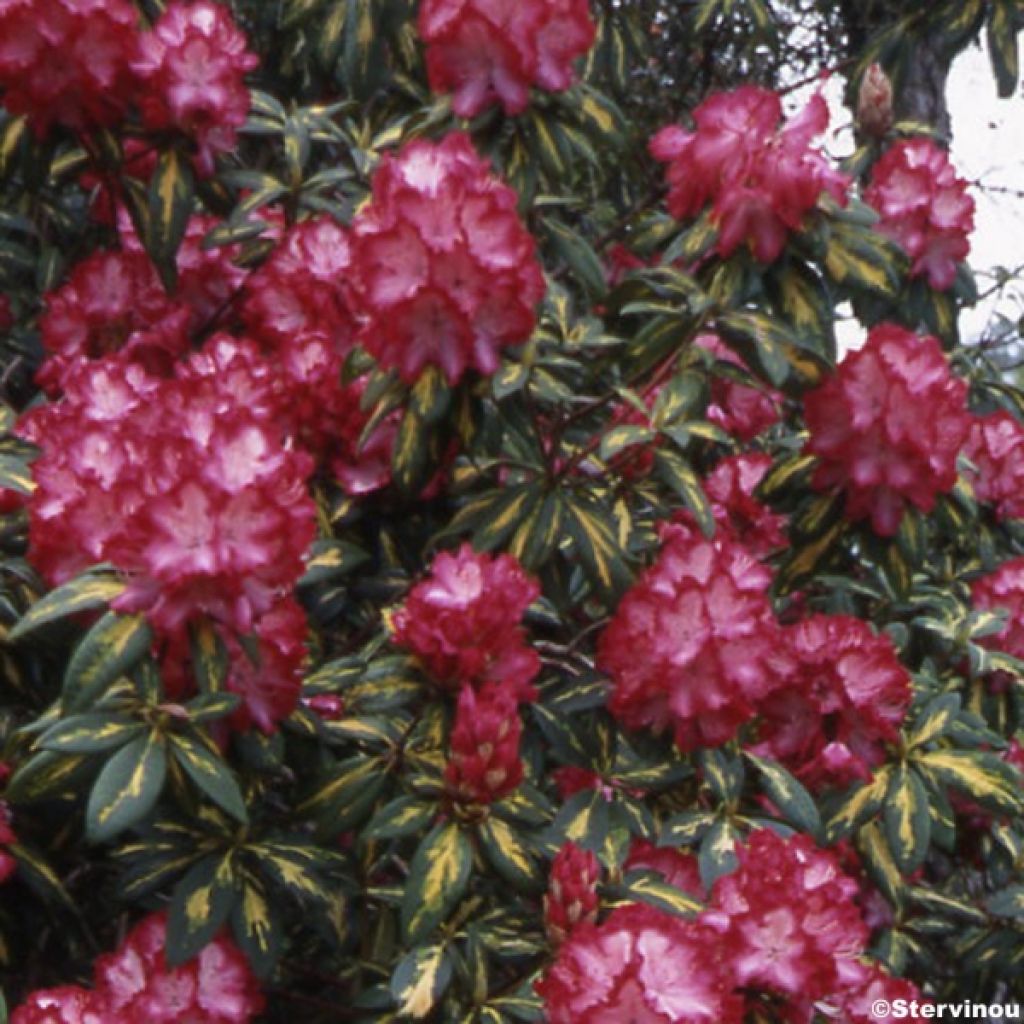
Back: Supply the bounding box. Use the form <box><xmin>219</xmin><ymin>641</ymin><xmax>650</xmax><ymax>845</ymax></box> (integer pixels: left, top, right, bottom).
<box><xmin>1</xmin><ymin>1</ymin><xmax>1024</xmax><ymax>1022</ymax></box>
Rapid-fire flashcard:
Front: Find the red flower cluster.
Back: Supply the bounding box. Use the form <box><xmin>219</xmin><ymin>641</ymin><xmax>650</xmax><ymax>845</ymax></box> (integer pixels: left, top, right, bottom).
<box><xmin>599</xmin><ymin>520</ymin><xmax>790</xmax><ymax>751</ymax></box>
<box><xmin>545</xmin><ymin>842</ymin><xmax>601</xmax><ymax>944</ymax></box>
<box><xmin>864</xmin><ymin>138</ymin><xmax>974</xmax><ymax>291</ymax></box>
<box><xmin>971</xmin><ymin>558</ymin><xmax>1024</xmax><ymax>662</ymax></box>
<box><xmin>696</xmin><ymin>334</ymin><xmax>781</xmax><ymax>441</ymax></box>
<box><xmin>391</xmin><ymin>543</ymin><xmax>540</xmax><ymax>700</ymax></box>
<box><xmin>705</xmin><ymin>453</ymin><xmax>787</xmax><ymax>560</ymax></box>
<box><xmin>537</xmin><ymin>902</ymin><xmax>742</xmax><ymax>1024</ymax></box>
<box><xmin>650</xmin><ymin>88</ymin><xmax>849</xmax><ymax>263</ymax></box>
<box><xmin>444</xmin><ymin>683</ymin><xmax>524</xmax><ymax>805</ymax></box>
<box><xmin>963</xmin><ymin>411</ymin><xmax>1024</xmax><ymax>520</ymax></box>
<box><xmin>419</xmin><ymin>0</ymin><xmax>596</xmax><ymax>117</ymax></box>
<box><xmin>0</xmin><ymin>1</ymin><xmax>255</xmax><ymax>173</ymax></box>
<box><xmin>0</xmin><ymin>0</ymin><xmax>138</xmax><ymax>136</ymax></box>
<box><xmin>37</xmin><ymin>250</ymin><xmax>191</xmax><ymax>394</ymax></box>
<box><xmin>13</xmin><ymin>912</ymin><xmax>263</xmax><ymax>1024</ymax></box>
<box><xmin>803</xmin><ymin>323</ymin><xmax>970</xmax><ymax>536</ymax></box>
<box><xmin>703</xmin><ymin>831</ymin><xmax>868</xmax><ymax>1004</ymax></box>
<box><xmin>21</xmin><ymin>342</ymin><xmax>315</xmax><ymax>731</ymax></box>
<box><xmin>752</xmin><ymin>615</ymin><xmax>911</xmax><ymax>790</ymax></box>
<box><xmin>350</xmin><ymin>133</ymin><xmax>545</xmax><ymax>384</ymax></box>
<box><xmin>132</xmin><ymin>0</ymin><xmax>258</xmax><ymax>175</ymax></box>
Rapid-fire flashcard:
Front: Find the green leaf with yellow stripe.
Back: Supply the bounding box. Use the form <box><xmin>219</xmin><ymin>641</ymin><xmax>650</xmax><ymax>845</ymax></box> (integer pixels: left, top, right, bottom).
<box><xmin>11</xmin><ymin>573</ymin><xmax>125</xmax><ymax>641</ymax></box>
<box><xmin>401</xmin><ymin>822</ymin><xmax>472</xmax><ymax>944</ymax></box>
<box><xmin>188</xmin><ymin>620</ymin><xmax>228</xmax><ymax>694</ymax></box>
<box><xmin>745</xmin><ymin>752</ymin><xmax>821</xmax><ymax>837</ymax></box>
<box><xmin>545</xmin><ymin>218</ymin><xmax>607</xmax><ymax>300</ymax></box>
<box><xmin>477</xmin><ymin>816</ymin><xmax>541</xmax><ymax>892</ymax></box>
<box><xmin>249</xmin><ymin>841</ymin><xmax>336</xmax><ymax>908</ymax></box>
<box><xmin>697</xmin><ymin>818</ymin><xmax>739</xmax><ymax>889</ymax></box>
<box><xmin>914</xmin><ymin>748</ymin><xmax>1024</xmax><ymax>816</ymax></box>
<box><xmin>985</xmin><ymin>884</ymin><xmax>1024</xmax><ymax>918</ymax></box>
<box><xmin>391</xmin><ymin>944</ymin><xmax>453</xmax><ymax>1020</ymax></box>
<box><xmin>37</xmin><ymin>713</ymin><xmax>145</xmax><ymax>755</ymax></box>
<box><xmin>824</xmin><ymin>220</ymin><xmax>904</xmax><ymax>298</ymax></box>
<box><xmin>364</xmin><ymin>795</ymin><xmax>436</xmax><ymax>841</ymax></box>
<box><xmin>619</xmin><ymin>869</ymin><xmax>702</xmax><ymax>917</ymax></box>
<box><xmin>908</xmin><ymin>693</ymin><xmax>960</xmax><ymax>749</ymax></box>
<box><xmin>509</xmin><ymin>489</ymin><xmax>564</xmax><ymax>571</ymax></box>
<box><xmin>825</xmin><ymin>767</ymin><xmax>890</xmax><ymax>841</ymax></box>
<box><xmin>883</xmin><ymin>765</ymin><xmax>931</xmax><ymax>875</ymax></box>
<box><xmin>232</xmin><ymin>875</ymin><xmax>280</xmax><ymax>977</ymax></box>
<box><xmin>6</xmin><ymin>750</ymin><xmax>91</xmax><ymax>804</ymax></box>
<box><xmin>299</xmin><ymin>755</ymin><xmax>388</xmax><ymax>832</ymax></box>
<box><xmin>473</xmin><ymin>484</ymin><xmax>540</xmax><ymax>554</ymax></box>
<box><xmin>654</xmin><ymin>450</ymin><xmax>715</xmax><ymax>537</ymax></box>
<box><xmin>146</xmin><ymin>149</ymin><xmax>194</xmax><ymax>293</ymax></box>
<box><xmin>170</xmin><ymin>731</ymin><xmax>248</xmax><ymax>824</ymax></box>
<box><xmin>564</xmin><ymin>492</ymin><xmax>633</xmax><ymax>599</ymax></box>
<box><xmin>63</xmin><ymin>611</ymin><xmax>152</xmax><ymax>713</ymax></box>
<box><xmin>0</xmin><ymin>453</ymin><xmax>34</xmax><ymax>496</ymax></box>
<box><xmin>858</xmin><ymin>819</ymin><xmax>905</xmax><ymax>907</ymax></box>
<box><xmin>166</xmin><ymin>853</ymin><xmax>238</xmax><ymax>965</ymax></box>
<box><xmin>86</xmin><ymin>730</ymin><xmax>167</xmax><ymax>842</ymax></box>
<box><xmin>769</xmin><ymin>261</ymin><xmax>835</xmax><ymax>361</ymax></box>
<box><xmin>9</xmin><ymin>842</ymin><xmax>76</xmax><ymax>910</ymax></box>
<box><xmin>300</xmin><ymin>539</ymin><xmax>371</xmax><ymax>589</ymax></box>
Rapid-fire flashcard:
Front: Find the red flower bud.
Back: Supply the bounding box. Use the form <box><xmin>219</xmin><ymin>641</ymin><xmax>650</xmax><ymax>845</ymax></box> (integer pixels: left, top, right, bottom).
<box><xmin>444</xmin><ymin>684</ymin><xmax>524</xmax><ymax>805</ymax></box>
<box><xmin>856</xmin><ymin>63</ymin><xmax>894</xmax><ymax>138</ymax></box>
<box><xmin>544</xmin><ymin>843</ymin><xmax>600</xmax><ymax>944</ymax></box>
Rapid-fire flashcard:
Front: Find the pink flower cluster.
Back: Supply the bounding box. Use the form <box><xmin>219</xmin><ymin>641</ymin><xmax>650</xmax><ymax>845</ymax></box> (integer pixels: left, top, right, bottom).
<box><xmin>0</xmin><ymin>0</ymin><xmax>256</xmax><ymax>172</ymax></box>
<box><xmin>705</xmin><ymin>452</ymin><xmax>787</xmax><ymax>560</ymax></box>
<box><xmin>419</xmin><ymin>0</ymin><xmax>596</xmax><ymax>117</ymax></box>
<box><xmin>650</xmin><ymin>88</ymin><xmax>849</xmax><ymax>263</ymax></box>
<box><xmin>598</xmin><ymin>520</ymin><xmax>790</xmax><ymax>751</ymax></box>
<box><xmin>599</xmin><ymin>523</ymin><xmax>911</xmax><ymax>776</ymax></box>
<box><xmin>963</xmin><ymin>411</ymin><xmax>1024</xmax><ymax>520</ymax></box>
<box><xmin>538</xmin><ymin>830</ymin><xmax>926</xmax><ymax>1023</ymax></box>
<box><xmin>391</xmin><ymin>543</ymin><xmax>541</xmax><ymax>700</ymax></box>
<box><xmin>803</xmin><ymin>323</ymin><xmax>970</xmax><ymax>536</ymax></box>
<box><xmin>20</xmin><ymin>340</ymin><xmax>316</xmax><ymax>732</ymax></box>
<box><xmin>696</xmin><ymin>334</ymin><xmax>782</xmax><ymax>440</ymax></box>
<box><xmin>0</xmin><ymin>0</ymin><xmax>139</xmax><ymax>136</ymax></box>
<box><xmin>350</xmin><ymin>133</ymin><xmax>545</xmax><ymax>384</ymax></box>
<box><xmin>132</xmin><ymin>0</ymin><xmax>257</xmax><ymax>175</ymax></box>
<box><xmin>13</xmin><ymin>912</ymin><xmax>263</xmax><ymax>1024</ymax></box>
<box><xmin>865</xmin><ymin>138</ymin><xmax>975</xmax><ymax>291</ymax></box>
<box><xmin>444</xmin><ymin>682</ymin><xmax>524</xmax><ymax>805</ymax></box>
<box><xmin>753</xmin><ymin>614</ymin><xmax>912</xmax><ymax>789</ymax></box>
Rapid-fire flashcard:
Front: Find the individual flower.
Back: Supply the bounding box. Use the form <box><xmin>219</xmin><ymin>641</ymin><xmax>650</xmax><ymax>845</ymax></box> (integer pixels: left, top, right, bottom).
<box><xmin>702</xmin><ymin>829</ymin><xmax>868</xmax><ymax>1005</ymax></box>
<box><xmin>864</xmin><ymin>138</ymin><xmax>974</xmax><ymax>291</ymax></box>
<box><xmin>971</xmin><ymin>558</ymin><xmax>1024</xmax><ymax>662</ymax></box>
<box><xmin>962</xmin><ymin>410</ymin><xmax>1024</xmax><ymax>520</ymax></box>
<box><xmin>391</xmin><ymin>543</ymin><xmax>540</xmax><ymax>700</ymax></box>
<box><xmin>696</xmin><ymin>334</ymin><xmax>781</xmax><ymax>441</ymax></box>
<box><xmin>444</xmin><ymin>683</ymin><xmax>524</xmax><ymax>805</ymax></box>
<box><xmin>93</xmin><ymin>911</ymin><xmax>264</xmax><ymax>1023</ymax></box>
<box><xmin>350</xmin><ymin>133</ymin><xmax>545</xmax><ymax>384</ymax></box>
<box><xmin>599</xmin><ymin>520</ymin><xmax>791</xmax><ymax>751</ymax></box>
<box><xmin>803</xmin><ymin>323</ymin><xmax>970</xmax><ymax>536</ymax></box>
<box><xmin>750</xmin><ymin>614</ymin><xmax>912</xmax><ymax>790</ymax></box>
<box><xmin>36</xmin><ymin>250</ymin><xmax>191</xmax><ymax>394</ymax></box>
<box><xmin>650</xmin><ymin>87</ymin><xmax>849</xmax><ymax>263</ymax></box>
<box><xmin>132</xmin><ymin>0</ymin><xmax>258</xmax><ymax>174</ymax></box>
<box><xmin>545</xmin><ymin>842</ymin><xmax>601</xmax><ymax>944</ymax></box>
<box><xmin>536</xmin><ymin>903</ymin><xmax>742</xmax><ymax>1024</ymax></box>
<box><xmin>11</xmin><ymin>986</ymin><xmax>117</xmax><ymax>1024</ymax></box>
<box><xmin>0</xmin><ymin>0</ymin><xmax>139</xmax><ymax>136</ymax></box>
<box><xmin>705</xmin><ymin>452</ymin><xmax>787</xmax><ymax>559</ymax></box>
<box><xmin>419</xmin><ymin>0</ymin><xmax>596</xmax><ymax>117</ymax></box>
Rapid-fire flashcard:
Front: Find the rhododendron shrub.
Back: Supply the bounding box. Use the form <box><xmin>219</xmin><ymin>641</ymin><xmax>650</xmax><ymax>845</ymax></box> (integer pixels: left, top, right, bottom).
<box><xmin>4</xmin><ymin>0</ymin><xmax>1024</xmax><ymax>1019</ymax></box>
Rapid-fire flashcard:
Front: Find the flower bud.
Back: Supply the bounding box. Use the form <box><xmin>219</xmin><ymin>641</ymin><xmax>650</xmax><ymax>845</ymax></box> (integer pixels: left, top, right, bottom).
<box><xmin>856</xmin><ymin>63</ymin><xmax>894</xmax><ymax>138</ymax></box>
<box><xmin>544</xmin><ymin>843</ymin><xmax>600</xmax><ymax>944</ymax></box>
